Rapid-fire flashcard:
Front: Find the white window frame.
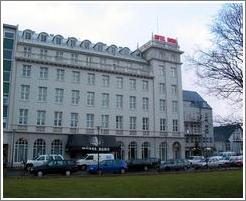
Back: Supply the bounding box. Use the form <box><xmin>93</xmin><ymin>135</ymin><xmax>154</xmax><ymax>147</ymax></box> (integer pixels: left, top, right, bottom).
<box><xmin>19</xmin><ymin>109</ymin><xmax>28</xmax><ymax>125</ymax></box>
<box><xmin>22</xmin><ymin>65</ymin><xmax>31</xmax><ymax>77</ymax></box>
<box><xmin>143</xmin><ymin>97</ymin><xmax>149</xmax><ymax>110</ymax></box>
<box><xmin>87</xmin><ymin>73</ymin><xmax>95</xmax><ymax>85</ymax></box>
<box><xmin>160</xmin><ymin>99</ymin><xmax>166</xmax><ymax>112</ymax></box>
<box><xmin>129</xmin><ymin>96</ymin><xmax>136</xmax><ymax>110</ymax></box>
<box><xmin>101</xmin><ymin>115</ymin><xmax>109</xmax><ymax>129</ymax></box>
<box><xmin>116</xmin><ymin>77</ymin><xmax>123</xmax><ymax>89</ymax></box>
<box><xmin>20</xmin><ymin>85</ymin><xmax>30</xmax><ymax>100</ymax></box>
<box><xmin>142</xmin><ymin>117</ymin><xmax>149</xmax><ymax>130</ymax></box>
<box><xmin>54</xmin><ymin>112</ymin><xmax>62</xmax><ymax>127</ymax></box>
<box><xmin>159</xmin><ymin>83</ymin><xmax>165</xmax><ymax>94</ymax></box>
<box><xmin>129</xmin><ymin>79</ymin><xmax>136</xmax><ymax>90</ymax></box>
<box><xmin>173</xmin><ymin>119</ymin><xmax>178</xmax><ymax>132</ymax></box>
<box><xmin>55</xmin><ymin>88</ymin><xmax>64</xmax><ymax>103</ymax></box>
<box><xmin>87</xmin><ymin>92</ymin><xmax>95</xmax><ymax>106</ymax></box>
<box><xmin>71</xmin><ymin>90</ymin><xmax>80</xmax><ymax>105</ymax></box>
<box><xmin>142</xmin><ymin>80</ymin><xmax>149</xmax><ymax>91</ymax></box>
<box><xmin>40</xmin><ymin>67</ymin><xmax>48</xmax><ymax>79</ymax></box>
<box><xmin>70</xmin><ymin>113</ymin><xmax>78</xmax><ymax>128</ymax></box>
<box><xmin>56</xmin><ymin>69</ymin><xmax>65</xmax><ymax>81</ymax></box>
<box><xmin>72</xmin><ymin>71</ymin><xmax>80</xmax><ymax>83</ymax></box>
<box><xmin>160</xmin><ymin>118</ymin><xmax>166</xmax><ymax>131</ymax></box>
<box><xmin>172</xmin><ymin>101</ymin><xmax>178</xmax><ymax>113</ymax></box>
<box><xmin>102</xmin><ymin>75</ymin><xmax>110</xmax><ymax>87</ymax></box>
<box><xmin>86</xmin><ymin>114</ymin><xmax>94</xmax><ymax>128</ymax></box>
<box><xmin>116</xmin><ymin>116</ymin><xmax>123</xmax><ymax>129</ymax></box>
<box><xmin>130</xmin><ymin>117</ymin><xmax>136</xmax><ymax>130</ymax></box>
<box><xmin>38</xmin><ymin>87</ymin><xmax>47</xmax><ymax>102</ymax></box>
<box><xmin>37</xmin><ymin>110</ymin><xmax>46</xmax><ymax>126</ymax></box>
<box><xmin>116</xmin><ymin>95</ymin><xmax>123</xmax><ymax>109</ymax></box>
<box><xmin>102</xmin><ymin>93</ymin><xmax>109</xmax><ymax>108</ymax></box>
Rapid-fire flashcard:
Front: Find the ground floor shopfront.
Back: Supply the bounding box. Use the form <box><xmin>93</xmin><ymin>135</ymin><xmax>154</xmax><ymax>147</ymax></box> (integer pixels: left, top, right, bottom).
<box><xmin>3</xmin><ymin>131</ymin><xmax>185</xmax><ymax>167</ymax></box>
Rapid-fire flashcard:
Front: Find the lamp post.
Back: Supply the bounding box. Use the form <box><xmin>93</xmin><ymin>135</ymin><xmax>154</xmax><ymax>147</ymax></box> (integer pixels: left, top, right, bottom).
<box><xmin>96</xmin><ymin>126</ymin><xmax>100</xmax><ymax>175</ymax></box>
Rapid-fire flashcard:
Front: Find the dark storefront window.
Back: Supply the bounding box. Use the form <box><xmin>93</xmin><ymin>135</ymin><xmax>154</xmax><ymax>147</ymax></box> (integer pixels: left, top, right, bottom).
<box><xmin>4</xmin><ymin>38</ymin><xmax>14</xmax><ymax>49</ymax></box>
<box><xmin>3</xmin><ymin>60</ymin><xmax>12</xmax><ymax>71</ymax></box>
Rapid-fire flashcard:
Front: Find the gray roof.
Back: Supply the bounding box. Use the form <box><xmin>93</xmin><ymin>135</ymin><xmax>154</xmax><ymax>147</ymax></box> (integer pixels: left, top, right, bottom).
<box><xmin>182</xmin><ymin>90</ymin><xmax>212</xmax><ymax>109</ymax></box>
<box><xmin>214</xmin><ymin>125</ymin><xmax>242</xmax><ymax>142</ymax></box>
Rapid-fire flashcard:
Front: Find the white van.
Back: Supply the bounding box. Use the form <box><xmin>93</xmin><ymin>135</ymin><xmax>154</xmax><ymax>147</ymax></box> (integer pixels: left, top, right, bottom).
<box><xmin>76</xmin><ymin>153</ymin><xmax>114</xmax><ymax>170</ymax></box>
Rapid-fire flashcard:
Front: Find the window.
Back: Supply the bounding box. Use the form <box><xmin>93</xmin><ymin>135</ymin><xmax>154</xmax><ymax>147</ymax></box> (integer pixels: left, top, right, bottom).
<box><xmin>14</xmin><ymin>138</ymin><xmax>28</xmax><ymax>162</ymax></box>
<box><xmin>55</xmin><ymin>88</ymin><xmax>64</xmax><ymax>103</ymax></box>
<box><xmin>86</xmin><ymin>114</ymin><xmax>94</xmax><ymax>128</ymax></box>
<box><xmin>142</xmin><ymin>117</ymin><xmax>149</xmax><ymax>130</ymax></box>
<box><xmin>116</xmin><ymin>116</ymin><xmax>123</xmax><ymax>129</ymax></box>
<box><xmin>40</xmin><ymin>49</ymin><xmax>48</xmax><ymax>59</ymax></box>
<box><xmin>70</xmin><ymin>113</ymin><xmax>78</xmax><ymax>127</ymax></box>
<box><xmin>171</xmin><ymin>67</ymin><xmax>177</xmax><ymax>77</ymax></box>
<box><xmin>56</xmin><ymin>69</ymin><xmax>65</xmax><ymax>81</ymax></box>
<box><xmin>55</xmin><ymin>51</ymin><xmax>63</xmax><ymax>60</ymax></box>
<box><xmin>116</xmin><ymin>95</ymin><xmax>123</xmax><ymax>109</ymax></box>
<box><xmin>87</xmin><ymin>73</ymin><xmax>95</xmax><ymax>85</ymax></box>
<box><xmin>102</xmin><ymin>93</ymin><xmax>109</xmax><ymax>108</ymax></box>
<box><xmin>22</xmin><ymin>65</ymin><xmax>31</xmax><ymax>77</ymax></box>
<box><xmin>70</xmin><ymin>40</ymin><xmax>76</xmax><ymax>47</ymax></box>
<box><xmin>71</xmin><ymin>53</ymin><xmax>78</xmax><ymax>62</ymax></box>
<box><xmin>159</xmin><ymin>65</ymin><xmax>165</xmax><ymax>76</ymax></box>
<box><xmin>19</xmin><ymin>109</ymin><xmax>28</xmax><ymax>125</ymax></box>
<box><xmin>142</xmin><ymin>142</ymin><xmax>150</xmax><ymax>159</ymax></box>
<box><xmin>142</xmin><ymin>80</ymin><xmax>149</xmax><ymax>91</ymax></box>
<box><xmin>204</xmin><ymin>113</ymin><xmax>208</xmax><ymax>122</ymax></box>
<box><xmin>51</xmin><ymin>140</ymin><xmax>62</xmax><ymax>155</ymax></box>
<box><xmin>160</xmin><ymin>99</ymin><xmax>166</xmax><ymax>112</ymax></box>
<box><xmin>130</xmin><ymin>117</ymin><xmax>136</xmax><ymax>130</ymax></box>
<box><xmin>54</xmin><ymin>112</ymin><xmax>62</xmax><ymax>127</ymax></box>
<box><xmin>38</xmin><ymin>87</ymin><xmax>47</xmax><ymax>102</ymax></box>
<box><xmin>129</xmin><ymin>96</ymin><xmax>136</xmax><ymax>110</ymax></box>
<box><xmin>33</xmin><ymin>139</ymin><xmax>46</xmax><ymax>159</ymax></box>
<box><xmin>71</xmin><ymin>90</ymin><xmax>80</xmax><ymax>105</ymax></box>
<box><xmin>25</xmin><ymin>32</ymin><xmax>31</xmax><ymax>40</ymax></box>
<box><xmin>171</xmin><ymin>85</ymin><xmax>177</xmax><ymax>95</ymax></box>
<box><xmin>173</xmin><ymin>120</ymin><xmax>178</xmax><ymax>132</ymax></box>
<box><xmin>24</xmin><ymin>46</ymin><xmax>31</xmax><ymax>57</ymax></box>
<box><xmin>72</xmin><ymin>71</ymin><xmax>80</xmax><ymax>83</ymax></box>
<box><xmin>20</xmin><ymin>85</ymin><xmax>30</xmax><ymax>100</ymax></box>
<box><xmin>129</xmin><ymin>79</ymin><xmax>136</xmax><ymax>90</ymax></box>
<box><xmin>102</xmin><ymin>75</ymin><xmax>109</xmax><ymax>87</ymax></box>
<box><xmin>128</xmin><ymin>141</ymin><xmax>137</xmax><ymax>159</ymax></box>
<box><xmin>3</xmin><ymin>50</ymin><xmax>12</xmax><ymax>59</ymax></box>
<box><xmin>40</xmin><ymin>67</ymin><xmax>48</xmax><ymax>79</ymax></box>
<box><xmin>55</xmin><ymin>37</ymin><xmax>62</xmax><ymax>45</ymax></box>
<box><xmin>160</xmin><ymin>119</ymin><xmax>166</xmax><ymax>131</ymax></box>
<box><xmin>40</xmin><ymin>34</ymin><xmax>47</xmax><ymax>42</ymax></box>
<box><xmin>87</xmin><ymin>92</ymin><xmax>95</xmax><ymax>106</ymax></box>
<box><xmin>116</xmin><ymin>77</ymin><xmax>123</xmax><ymax>89</ymax></box>
<box><xmin>143</xmin><ymin>97</ymin><xmax>149</xmax><ymax>110</ymax></box>
<box><xmin>100</xmin><ymin>58</ymin><xmax>107</xmax><ymax>66</ymax></box>
<box><xmin>37</xmin><ymin>110</ymin><xmax>46</xmax><ymax>126</ymax></box>
<box><xmin>101</xmin><ymin>115</ymin><xmax>109</xmax><ymax>128</ymax></box>
<box><xmin>159</xmin><ymin>142</ymin><xmax>167</xmax><ymax>161</ymax></box>
<box><xmin>172</xmin><ymin>101</ymin><xmax>178</xmax><ymax>113</ymax></box>
<box><xmin>159</xmin><ymin>83</ymin><xmax>165</xmax><ymax>94</ymax></box>
<box><xmin>86</xmin><ymin>56</ymin><xmax>92</xmax><ymax>65</ymax></box>
<box><xmin>205</xmin><ymin>125</ymin><xmax>209</xmax><ymax>134</ymax></box>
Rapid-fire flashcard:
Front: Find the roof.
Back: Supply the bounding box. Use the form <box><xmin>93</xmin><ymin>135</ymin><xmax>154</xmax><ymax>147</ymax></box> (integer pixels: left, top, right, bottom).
<box><xmin>214</xmin><ymin>125</ymin><xmax>242</xmax><ymax>142</ymax></box>
<box><xmin>182</xmin><ymin>90</ymin><xmax>212</xmax><ymax>109</ymax></box>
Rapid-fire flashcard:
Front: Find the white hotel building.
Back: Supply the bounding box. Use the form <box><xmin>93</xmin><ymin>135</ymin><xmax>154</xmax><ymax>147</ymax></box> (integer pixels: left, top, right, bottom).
<box><xmin>3</xmin><ymin>24</ymin><xmax>185</xmax><ymax>167</ymax></box>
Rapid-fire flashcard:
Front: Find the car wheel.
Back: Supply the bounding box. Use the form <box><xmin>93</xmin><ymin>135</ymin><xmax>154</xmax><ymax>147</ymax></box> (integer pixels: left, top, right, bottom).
<box><xmin>37</xmin><ymin>171</ymin><xmax>43</xmax><ymax>177</ymax></box>
<box><xmin>26</xmin><ymin>164</ymin><xmax>33</xmax><ymax>172</ymax></box>
<box><xmin>65</xmin><ymin>170</ymin><xmax>71</xmax><ymax>176</ymax></box>
<box><xmin>120</xmin><ymin>168</ymin><xmax>125</xmax><ymax>174</ymax></box>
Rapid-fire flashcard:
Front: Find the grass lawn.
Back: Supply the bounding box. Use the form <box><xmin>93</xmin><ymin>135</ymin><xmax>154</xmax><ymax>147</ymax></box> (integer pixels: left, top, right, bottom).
<box><xmin>3</xmin><ymin>170</ymin><xmax>243</xmax><ymax>198</ymax></box>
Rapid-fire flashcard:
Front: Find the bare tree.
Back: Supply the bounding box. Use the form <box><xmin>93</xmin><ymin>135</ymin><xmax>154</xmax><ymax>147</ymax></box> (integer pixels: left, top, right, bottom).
<box><xmin>188</xmin><ymin>3</ymin><xmax>243</xmax><ymax>103</ymax></box>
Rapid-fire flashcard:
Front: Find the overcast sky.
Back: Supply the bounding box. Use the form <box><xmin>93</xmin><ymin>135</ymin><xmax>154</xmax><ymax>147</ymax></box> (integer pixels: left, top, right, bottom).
<box><xmin>2</xmin><ymin>1</ymin><xmax>242</xmax><ymax>121</ymax></box>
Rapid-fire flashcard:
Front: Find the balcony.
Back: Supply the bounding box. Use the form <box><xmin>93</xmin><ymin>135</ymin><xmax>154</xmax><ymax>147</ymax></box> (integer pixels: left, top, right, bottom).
<box><xmin>129</xmin><ymin>130</ymin><xmax>137</xmax><ymax>135</ymax></box>
<box><xmin>53</xmin><ymin>127</ymin><xmax>62</xmax><ymax>133</ymax></box>
<box><xmin>101</xmin><ymin>129</ymin><xmax>109</xmax><ymax>135</ymax></box>
<box><xmin>116</xmin><ymin>130</ymin><xmax>124</xmax><ymax>135</ymax></box>
<box><xmin>86</xmin><ymin>128</ymin><xmax>95</xmax><ymax>134</ymax></box>
<box><xmin>36</xmin><ymin>126</ymin><xmax>45</xmax><ymax>132</ymax></box>
<box><xmin>143</xmin><ymin>131</ymin><xmax>150</xmax><ymax>136</ymax></box>
<box><xmin>15</xmin><ymin>51</ymin><xmax>153</xmax><ymax>78</ymax></box>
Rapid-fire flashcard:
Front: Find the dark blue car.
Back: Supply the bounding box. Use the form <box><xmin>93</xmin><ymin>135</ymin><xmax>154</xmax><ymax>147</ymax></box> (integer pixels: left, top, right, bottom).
<box><xmin>87</xmin><ymin>159</ymin><xmax>127</xmax><ymax>174</ymax></box>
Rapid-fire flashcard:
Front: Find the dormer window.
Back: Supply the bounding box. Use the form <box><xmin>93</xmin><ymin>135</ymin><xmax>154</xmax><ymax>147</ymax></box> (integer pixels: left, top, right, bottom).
<box><xmin>40</xmin><ymin>34</ymin><xmax>47</xmax><ymax>42</ymax></box>
<box><xmin>25</xmin><ymin>32</ymin><xmax>31</xmax><ymax>40</ymax></box>
<box><xmin>56</xmin><ymin>37</ymin><xmax>61</xmax><ymax>45</ymax></box>
<box><xmin>70</xmin><ymin>40</ymin><xmax>76</xmax><ymax>47</ymax></box>
<box><xmin>111</xmin><ymin>47</ymin><xmax>116</xmax><ymax>55</ymax></box>
<box><xmin>98</xmin><ymin>44</ymin><xmax>103</xmax><ymax>52</ymax></box>
<box><xmin>84</xmin><ymin>41</ymin><xmax>90</xmax><ymax>49</ymax></box>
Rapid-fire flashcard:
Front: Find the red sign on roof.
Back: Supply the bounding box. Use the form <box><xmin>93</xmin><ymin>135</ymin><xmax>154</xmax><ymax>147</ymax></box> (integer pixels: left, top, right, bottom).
<box><xmin>167</xmin><ymin>37</ymin><xmax>177</xmax><ymax>44</ymax></box>
<box><xmin>154</xmin><ymin>34</ymin><xmax>165</xmax><ymax>42</ymax></box>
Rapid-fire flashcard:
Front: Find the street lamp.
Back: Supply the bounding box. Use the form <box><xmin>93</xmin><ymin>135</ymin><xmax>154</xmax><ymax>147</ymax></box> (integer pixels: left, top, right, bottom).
<box><xmin>96</xmin><ymin>126</ymin><xmax>100</xmax><ymax>175</ymax></box>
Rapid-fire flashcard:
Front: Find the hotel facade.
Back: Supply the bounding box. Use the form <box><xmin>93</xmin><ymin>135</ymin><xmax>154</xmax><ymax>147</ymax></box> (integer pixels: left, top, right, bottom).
<box><xmin>3</xmin><ymin>24</ymin><xmax>190</xmax><ymax>167</ymax></box>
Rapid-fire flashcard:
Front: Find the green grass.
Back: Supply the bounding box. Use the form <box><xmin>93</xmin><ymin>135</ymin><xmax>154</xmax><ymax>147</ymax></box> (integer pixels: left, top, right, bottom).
<box><xmin>3</xmin><ymin>170</ymin><xmax>243</xmax><ymax>198</ymax></box>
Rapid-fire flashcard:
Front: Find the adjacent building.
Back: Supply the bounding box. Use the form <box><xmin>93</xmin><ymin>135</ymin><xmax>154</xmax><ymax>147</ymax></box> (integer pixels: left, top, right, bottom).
<box><xmin>3</xmin><ymin>24</ymin><xmax>186</xmax><ymax>167</ymax></box>
<box><xmin>214</xmin><ymin>125</ymin><xmax>243</xmax><ymax>155</ymax></box>
<box><xmin>183</xmin><ymin>90</ymin><xmax>214</xmax><ymax>158</ymax></box>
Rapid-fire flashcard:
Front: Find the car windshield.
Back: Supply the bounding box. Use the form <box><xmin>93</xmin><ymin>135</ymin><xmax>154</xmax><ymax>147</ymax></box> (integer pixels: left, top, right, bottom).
<box><xmin>81</xmin><ymin>155</ymin><xmax>88</xmax><ymax>159</ymax></box>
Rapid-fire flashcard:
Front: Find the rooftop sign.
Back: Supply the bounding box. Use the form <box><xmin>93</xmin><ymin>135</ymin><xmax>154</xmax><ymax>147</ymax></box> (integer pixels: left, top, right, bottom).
<box><xmin>153</xmin><ymin>34</ymin><xmax>177</xmax><ymax>45</ymax></box>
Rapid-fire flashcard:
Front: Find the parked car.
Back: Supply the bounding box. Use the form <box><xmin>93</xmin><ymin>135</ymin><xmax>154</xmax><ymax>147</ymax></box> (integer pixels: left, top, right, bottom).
<box><xmin>87</xmin><ymin>159</ymin><xmax>127</xmax><ymax>174</ymax></box>
<box><xmin>218</xmin><ymin>151</ymin><xmax>236</xmax><ymax>158</ymax></box>
<box><xmin>191</xmin><ymin>159</ymin><xmax>207</xmax><ymax>169</ymax></box>
<box><xmin>30</xmin><ymin>160</ymin><xmax>78</xmax><ymax>177</ymax></box>
<box><xmin>24</xmin><ymin>154</ymin><xmax>64</xmax><ymax>171</ymax></box>
<box><xmin>225</xmin><ymin>155</ymin><xmax>243</xmax><ymax>167</ymax></box>
<box><xmin>76</xmin><ymin>153</ymin><xmax>114</xmax><ymax>170</ymax></box>
<box><xmin>159</xmin><ymin>159</ymin><xmax>191</xmax><ymax>171</ymax></box>
<box><xmin>207</xmin><ymin>157</ymin><xmax>228</xmax><ymax>168</ymax></box>
<box><xmin>126</xmin><ymin>158</ymin><xmax>160</xmax><ymax>171</ymax></box>
<box><xmin>187</xmin><ymin>156</ymin><xmax>205</xmax><ymax>167</ymax></box>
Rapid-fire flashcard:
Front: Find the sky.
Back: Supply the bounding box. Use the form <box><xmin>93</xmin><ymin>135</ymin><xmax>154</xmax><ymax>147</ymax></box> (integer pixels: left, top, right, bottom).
<box><xmin>1</xmin><ymin>1</ymin><xmax>242</xmax><ymax>121</ymax></box>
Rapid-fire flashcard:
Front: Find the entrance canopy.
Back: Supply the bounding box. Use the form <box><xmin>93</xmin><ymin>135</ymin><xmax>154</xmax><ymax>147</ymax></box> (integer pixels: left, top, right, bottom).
<box><xmin>66</xmin><ymin>134</ymin><xmax>120</xmax><ymax>152</ymax></box>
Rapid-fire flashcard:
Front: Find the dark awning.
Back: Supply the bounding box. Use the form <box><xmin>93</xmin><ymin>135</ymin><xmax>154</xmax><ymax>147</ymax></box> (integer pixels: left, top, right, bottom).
<box><xmin>66</xmin><ymin>134</ymin><xmax>120</xmax><ymax>152</ymax></box>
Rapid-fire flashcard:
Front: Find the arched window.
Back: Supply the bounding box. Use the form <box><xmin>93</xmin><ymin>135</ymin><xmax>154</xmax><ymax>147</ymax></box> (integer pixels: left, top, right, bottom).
<box><xmin>141</xmin><ymin>142</ymin><xmax>150</xmax><ymax>159</ymax></box>
<box><xmin>128</xmin><ymin>141</ymin><xmax>137</xmax><ymax>160</ymax></box>
<box><xmin>53</xmin><ymin>35</ymin><xmax>63</xmax><ymax>45</ymax></box>
<box><xmin>81</xmin><ymin>40</ymin><xmax>91</xmax><ymax>49</ymax></box>
<box><xmin>117</xmin><ymin>141</ymin><xmax>125</xmax><ymax>160</ymax></box>
<box><xmin>51</xmin><ymin>139</ymin><xmax>63</xmax><ymax>155</ymax></box>
<box><xmin>173</xmin><ymin>142</ymin><xmax>181</xmax><ymax>160</ymax></box>
<box><xmin>23</xmin><ymin>30</ymin><xmax>32</xmax><ymax>40</ymax></box>
<box><xmin>38</xmin><ymin>32</ymin><xmax>48</xmax><ymax>42</ymax></box>
<box><xmin>33</xmin><ymin>139</ymin><xmax>46</xmax><ymax>159</ymax></box>
<box><xmin>159</xmin><ymin>142</ymin><xmax>167</xmax><ymax>161</ymax></box>
<box><xmin>14</xmin><ymin>138</ymin><xmax>28</xmax><ymax>162</ymax></box>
